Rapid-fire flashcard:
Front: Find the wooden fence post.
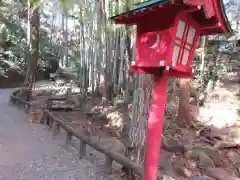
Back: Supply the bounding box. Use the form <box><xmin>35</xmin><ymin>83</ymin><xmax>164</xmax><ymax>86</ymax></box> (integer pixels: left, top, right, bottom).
<box><xmin>48</xmin><ymin>116</ymin><xmax>53</xmax><ymax>129</ymax></box>
<box><xmin>43</xmin><ymin>111</ymin><xmax>47</xmax><ymax>125</ymax></box>
<box><xmin>24</xmin><ymin>104</ymin><xmax>29</xmax><ymax>113</ymax></box>
<box><xmin>104</xmin><ymin>156</ymin><xmax>113</xmax><ymax>174</ymax></box>
<box><xmin>52</xmin><ymin>121</ymin><xmax>59</xmax><ymax>137</ymax></box>
<box><xmin>65</xmin><ymin>131</ymin><xmax>72</xmax><ymax>146</ymax></box>
<box><xmin>79</xmin><ymin>140</ymin><xmax>86</xmax><ymax>159</ymax></box>
<box><xmin>125</xmin><ymin>146</ymin><xmax>135</xmax><ymax>179</ymax></box>
<box><xmin>42</xmin><ymin>111</ymin><xmax>47</xmax><ymax>125</ymax></box>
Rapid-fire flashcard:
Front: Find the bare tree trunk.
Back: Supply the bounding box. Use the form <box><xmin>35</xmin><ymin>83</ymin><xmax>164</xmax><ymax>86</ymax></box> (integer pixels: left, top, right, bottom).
<box><xmin>123</xmin><ymin>25</ymin><xmax>132</xmax><ymax>102</ymax></box>
<box><xmin>63</xmin><ymin>8</ymin><xmax>68</xmax><ymax>67</ymax></box>
<box><xmin>123</xmin><ymin>2</ymin><xmax>154</xmax><ymax>179</ymax></box>
<box><xmin>200</xmin><ymin>36</ymin><xmax>207</xmax><ymax>72</ymax></box>
<box><xmin>178</xmin><ymin>78</ymin><xmax>191</xmax><ymax>127</ymax></box>
<box><xmin>23</xmin><ymin>3</ymin><xmax>40</xmax><ymax>100</ymax></box>
<box><xmin>60</xmin><ymin>11</ymin><xmax>65</xmax><ymax>67</ymax></box>
<box><xmin>234</xmin><ymin>5</ymin><xmax>240</xmax><ymax>53</ymax></box>
<box><xmin>27</xmin><ymin>0</ymin><xmax>31</xmax><ymax>46</ymax></box>
<box><xmin>129</xmin><ymin>74</ymin><xmax>153</xmax><ymax>166</ymax></box>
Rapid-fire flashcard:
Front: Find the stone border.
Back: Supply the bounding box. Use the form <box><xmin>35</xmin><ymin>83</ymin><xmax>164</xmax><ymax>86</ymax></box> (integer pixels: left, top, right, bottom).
<box><xmin>10</xmin><ymin>89</ymin><xmax>144</xmax><ymax>178</ymax></box>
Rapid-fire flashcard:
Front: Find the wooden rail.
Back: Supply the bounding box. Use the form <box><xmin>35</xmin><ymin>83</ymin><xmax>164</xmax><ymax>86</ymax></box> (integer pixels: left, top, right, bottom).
<box><xmin>45</xmin><ymin>110</ymin><xmax>144</xmax><ymax>175</ymax></box>
<box><xmin>10</xmin><ymin>89</ymin><xmax>46</xmax><ymax>109</ymax></box>
<box><xmin>10</xmin><ymin>89</ymin><xmax>144</xmax><ymax>178</ymax></box>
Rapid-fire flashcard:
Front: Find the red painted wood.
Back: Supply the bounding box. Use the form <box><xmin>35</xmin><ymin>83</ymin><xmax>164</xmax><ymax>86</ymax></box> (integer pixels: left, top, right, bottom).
<box><xmin>131</xmin><ymin>12</ymin><xmax>200</xmax><ymax>77</ymax></box>
<box><xmin>204</xmin><ymin>0</ymin><xmax>215</xmax><ymax>18</ymax></box>
<box><xmin>112</xmin><ymin>0</ymin><xmax>230</xmax><ymax>35</ymax></box>
<box><xmin>184</xmin><ymin>0</ymin><xmax>205</xmax><ymax>5</ymax></box>
<box><xmin>177</xmin><ymin>15</ymin><xmax>191</xmax><ymax>66</ymax></box>
<box><xmin>170</xmin><ymin>12</ymin><xmax>200</xmax><ymax>73</ymax></box>
<box><xmin>143</xmin><ymin>72</ymin><xmax>168</xmax><ymax>180</ymax></box>
<box><xmin>135</xmin><ymin>28</ymin><xmax>174</xmax><ymax>68</ymax></box>
<box><xmin>168</xmin><ymin>68</ymin><xmax>194</xmax><ymax>78</ymax></box>
<box><xmin>212</xmin><ymin>0</ymin><xmax>228</xmax><ymax>33</ymax></box>
<box><xmin>129</xmin><ymin>66</ymin><xmax>195</xmax><ymax>78</ymax></box>
<box><xmin>183</xmin><ymin>0</ymin><xmax>215</xmax><ymax>18</ymax></box>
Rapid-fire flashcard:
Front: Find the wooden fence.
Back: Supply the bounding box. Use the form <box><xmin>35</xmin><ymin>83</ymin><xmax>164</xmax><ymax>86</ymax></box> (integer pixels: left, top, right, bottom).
<box><xmin>10</xmin><ymin>89</ymin><xmax>145</xmax><ymax>179</ymax></box>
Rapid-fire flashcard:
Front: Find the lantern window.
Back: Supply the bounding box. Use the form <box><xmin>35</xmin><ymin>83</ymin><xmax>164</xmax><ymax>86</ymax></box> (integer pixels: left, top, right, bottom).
<box><xmin>187</xmin><ymin>27</ymin><xmax>196</xmax><ymax>44</ymax></box>
<box><xmin>172</xmin><ymin>20</ymin><xmax>196</xmax><ymax>67</ymax></box>
<box><xmin>176</xmin><ymin>20</ymin><xmax>186</xmax><ymax>38</ymax></box>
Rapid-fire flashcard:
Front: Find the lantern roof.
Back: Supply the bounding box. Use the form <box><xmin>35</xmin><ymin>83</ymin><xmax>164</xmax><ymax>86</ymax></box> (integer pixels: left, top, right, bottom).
<box><xmin>111</xmin><ymin>0</ymin><xmax>232</xmax><ymax>35</ymax></box>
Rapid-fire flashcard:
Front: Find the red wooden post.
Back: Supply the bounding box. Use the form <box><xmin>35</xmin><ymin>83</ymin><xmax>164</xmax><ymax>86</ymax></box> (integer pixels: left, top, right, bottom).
<box><xmin>143</xmin><ymin>72</ymin><xmax>168</xmax><ymax>180</ymax></box>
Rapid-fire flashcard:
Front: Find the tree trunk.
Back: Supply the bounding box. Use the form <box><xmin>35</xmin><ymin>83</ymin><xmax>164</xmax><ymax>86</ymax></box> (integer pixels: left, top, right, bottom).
<box><xmin>23</xmin><ymin>3</ymin><xmax>40</xmax><ymax>101</ymax></box>
<box><xmin>178</xmin><ymin>78</ymin><xmax>191</xmax><ymax>127</ymax></box>
<box><xmin>63</xmin><ymin>8</ymin><xmax>68</xmax><ymax>67</ymax></box>
<box><xmin>125</xmin><ymin>2</ymin><xmax>155</xmax><ymax>179</ymax></box>
<box><xmin>128</xmin><ymin>74</ymin><xmax>154</xmax><ymax>178</ymax></box>
<box><xmin>200</xmin><ymin>36</ymin><xmax>207</xmax><ymax>72</ymax></box>
<box><xmin>234</xmin><ymin>5</ymin><xmax>240</xmax><ymax>53</ymax></box>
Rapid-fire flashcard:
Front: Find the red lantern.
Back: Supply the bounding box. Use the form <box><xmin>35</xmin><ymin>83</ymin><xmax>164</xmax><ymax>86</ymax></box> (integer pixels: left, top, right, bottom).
<box><xmin>131</xmin><ymin>11</ymin><xmax>200</xmax><ymax>78</ymax></box>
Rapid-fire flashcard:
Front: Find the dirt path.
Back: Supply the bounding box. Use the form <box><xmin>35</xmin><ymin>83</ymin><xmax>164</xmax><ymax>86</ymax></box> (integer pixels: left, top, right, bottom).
<box><xmin>0</xmin><ymin>89</ymin><xmax>115</xmax><ymax>180</ymax></box>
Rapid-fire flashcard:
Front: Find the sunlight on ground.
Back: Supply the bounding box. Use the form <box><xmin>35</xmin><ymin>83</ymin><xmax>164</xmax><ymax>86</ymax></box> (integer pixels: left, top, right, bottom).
<box><xmin>32</xmin><ymin>80</ymin><xmax>81</xmax><ymax>96</ymax></box>
<box><xmin>198</xmin><ymin>104</ymin><xmax>239</xmax><ymax>129</ymax></box>
<box><xmin>192</xmin><ymin>83</ymin><xmax>240</xmax><ymax>144</ymax></box>
<box><xmin>90</xmin><ymin>105</ymin><xmax>125</xmax><ymax>131</ymax></box>
<box><xmin>106</xmin><ymin>112</ymin><xmax>124</xmax><ymax>129</ymax></box>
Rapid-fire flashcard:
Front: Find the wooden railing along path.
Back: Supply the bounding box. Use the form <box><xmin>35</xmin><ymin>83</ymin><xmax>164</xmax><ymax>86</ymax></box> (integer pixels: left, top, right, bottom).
<box><xmin>10</xmin><ymin>89</ymin><xmax>145</xmax><ymax>179</ymax></box>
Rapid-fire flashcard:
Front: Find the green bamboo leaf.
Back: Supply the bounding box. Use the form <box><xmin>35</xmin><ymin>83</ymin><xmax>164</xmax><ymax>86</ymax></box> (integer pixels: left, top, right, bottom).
<box><xmin>30</xmin><ymin>0</ymin><xmax>41</xmax><ymax>10</ymax></box>
<box><xmin>60</xmin><ymin>0</ymin><xmax>73</xmax><ymax>10</ymax></box>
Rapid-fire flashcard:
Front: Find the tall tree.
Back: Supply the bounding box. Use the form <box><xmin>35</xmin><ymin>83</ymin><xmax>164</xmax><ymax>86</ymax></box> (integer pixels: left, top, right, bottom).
<box><xmin>23</xmin><ymin>0</ymin><xmax>40</xmax><ymax>100</ymax></box>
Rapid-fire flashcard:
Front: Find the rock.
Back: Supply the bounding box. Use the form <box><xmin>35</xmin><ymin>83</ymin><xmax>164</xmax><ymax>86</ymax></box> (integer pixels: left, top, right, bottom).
<box><xmin>166</xmin><ymin>144</ymin><xmax>186</xmax><ymax>154</ymax></box>
<box><xmin>163</xmin><ymin>138</ymin><xmax>186</xmax><ymax>154</ymax></box>
<box><xmin>198</xmin><ymin>153</ymin><xmax>214</xmax><ymax>169</ymax></box>
<box><xmin>230</xmin><ymin>127</ymin><xmax>240</xmax><ymax>143</ymax></box>
<box><xmin>158</xmin><ymin>154</ymin><xmax>170</xmax><ymax>170</ymax></box>
<box><xmin>197</xmin><ymin>176</ymin><xmax>216</xmax><ymax>180</ymax></box>
<box><xmin>171</xmin><ymin>158</ymin><xmax>196</xmax><ymax>178</ymax></box>
<box><xmin>158</xmin><ymin>154</ymin><xmax>177</xmax><ymax>177</ymax></box>
<box><xmin>184</xmin><ymin>160</ymin><xmax>197</xmax><ymax>170</ymax></box>
<box><xmin>227</xmin><ymin>151</ymin><xmax>240</xmax><ymax>167</ymax></box>
<box><xmin>185</xmin><ymin>150</ymin><xmax>214</xmax><ymax>168</ymax></box>
<box><xmin>161</xmin><ymin>175</ymin><xmax>176</xmax><ymax>180</ymax></box>
<box><xmin>215</xmin><ymin>141</ymin><xmax>240</xmax><ymax>149</ymax></box>
<box><xmin>206</xmin><ymin>168</ymin><xmax>239</xmax><ymax>180</ymax></box>
<box><xmin>191</xmin><ymin>146</ymin><xmax>223</xmax><ymax>166</ymax></box>
<box><xmin>174</xmin><ymin>166</ymin><xmax>192</xmax><ymax>178</ymax></box>
<box><xmin>204</xmin><ymin>129</ymin><xmax>228</xmax><ymax>141</ymax></box>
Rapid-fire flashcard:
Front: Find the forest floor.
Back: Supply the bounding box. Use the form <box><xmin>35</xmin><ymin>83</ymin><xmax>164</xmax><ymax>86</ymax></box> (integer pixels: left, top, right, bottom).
<box><xmin>0</xmin><ymin>88</ymin><xmax>125</xmax><ymax>180</ymax></box>
<box><xmin>27</xmin><ymin>80</ymin><xmax>240</xmax><ymax>180</ymax></box>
